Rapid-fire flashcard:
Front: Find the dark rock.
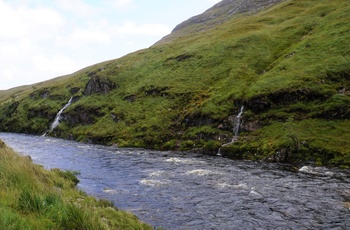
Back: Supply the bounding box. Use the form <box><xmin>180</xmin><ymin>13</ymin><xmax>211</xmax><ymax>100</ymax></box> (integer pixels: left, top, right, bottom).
<box><xmin>71</xmin><ymin>96</ymin><xmax>81</xmax><ymax>103</ymax></box>
<box><xmin>246</xmin><ymin>97</ymin><xmax>271</xmax><ymax>113</ymax></box>
<box><xmin>246</xmin><ymin>89</ymin><xmax>332</xmax><ymax>113</ymax></box>
<box><xmin>29</xmin><ymin>89</ymin><xmax>50</xmax><ymax>99</ymax></box>
<box><xmin>243</xmin><ymin>120</ymin><xmax>261</xmax><ymax>132</ymax></box>
<box><xmin>87</xmin><ymin>71</ymin><xmax>97</xmax><ymax>77</ymax></box>
<box><xmin>123</xmin><ymin>94</ymin><xmax>136</xmax><ymax>102</ymax></box>
<box><xmin>183</xmin><ymin>112</ymin><xmax>215</xmax><ymax>127</ymax></box>
<box><xmin>110</xmin><ymin>112</ymin><xmax>124</xmax><ymax>123</ymax></box>
<box><xmin>27</xmin><ymin>108</ymin><xmax>53</xmax><ymax>120</ymax></box>
<box><xmin>142</xmin><ymin>85</ymin><xmax>169</xmax><ymax>97</ymax></box>
<box><xmin>165</xmin><ymin>54</ymin><xmax>194</xmax><ymax>62</ymax></box>
<box><xmin>70</xmin><ymin>87</ymin><xmax>80</xmax><ymax>95</ymax></box>
<box><xmin>83</xmin><ymin>76</ymin><xmax>117</xmax><ymax>96</ymax></box>
<box><xmin>61</xmin><ymin>105</ymin><xmax>104</xmax><ymax>126</ymax></box>
<box><xmin>41</xmin><ymin>90</ymin><xmax>50</xmax><ymax>98</ymax></box>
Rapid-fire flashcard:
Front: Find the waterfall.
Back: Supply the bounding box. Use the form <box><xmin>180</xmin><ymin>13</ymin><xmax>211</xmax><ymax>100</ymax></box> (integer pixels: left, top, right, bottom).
<box><xmin>44</xmin><ymin>97</ymin><xmax>73</xmax><ymax>135</ymax></box>
<box><xmin>217</xmin><ymin>105</ymin><xmax>244</xmax><ymax>156</ymax></box>
<box><xmin>233</xmin><ymin>105</ymin><xmax>244</xmax><ymax>137</ymax></box>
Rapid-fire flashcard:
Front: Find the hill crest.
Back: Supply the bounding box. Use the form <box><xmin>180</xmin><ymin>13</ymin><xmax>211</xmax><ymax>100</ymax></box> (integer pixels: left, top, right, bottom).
<box><xmin>156</xmin><ymin>0</ymin><xmax>286</xmax><ymax>45</ymax></box>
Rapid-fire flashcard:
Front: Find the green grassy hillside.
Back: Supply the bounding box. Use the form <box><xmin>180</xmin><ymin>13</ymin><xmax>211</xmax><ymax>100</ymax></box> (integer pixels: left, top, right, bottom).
<box><xmin>0</xmin><ymin>139</ymin><xmax>152</xmax><ymax>229</ymax></box>
<box><xmin>1</xmin><ymin>0</ymin><xmax>349</xmax><ymax>166</ymax></box>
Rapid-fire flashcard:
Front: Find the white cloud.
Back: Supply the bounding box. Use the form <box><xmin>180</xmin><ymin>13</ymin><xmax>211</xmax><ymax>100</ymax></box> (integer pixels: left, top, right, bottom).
<box><xmin>32</xmin><ymin>55</ymin><xmax>80</xmax><ymax>73</ymax></box>
<box><xmin>55</xmin><ymin>0</ymin><xmax>95</xmax><ymax>16</ymax></box>
<box><xmin>1</xmin><ymin>70</ymin><xmax>14</xmax><ymax>80</ymax></box>
<box><xmin>70</xmin><ymin>29</ymin><xmax>111</xmax><ymax>43</ymax></box>
<box><xmin>207</xmin><ymin>0</ymin><xmax>222</xmax><ymax>4</ymax></box>
<box><xmin>110</xmin><ymin>0</ymin><xmax>133</xmax><ymax>9</ymax></box>
<box><xmin>0</xmin><ymin>2</ymin><xmax>63</xmax><ymax>39</ymax></box>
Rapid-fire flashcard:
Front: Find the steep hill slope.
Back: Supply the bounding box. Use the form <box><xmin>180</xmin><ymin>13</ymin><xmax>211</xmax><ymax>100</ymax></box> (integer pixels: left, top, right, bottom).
<box><xmin>1</xmin><ymin>0</ymin><xmax>350</xmax><ymax>166</ymax></box>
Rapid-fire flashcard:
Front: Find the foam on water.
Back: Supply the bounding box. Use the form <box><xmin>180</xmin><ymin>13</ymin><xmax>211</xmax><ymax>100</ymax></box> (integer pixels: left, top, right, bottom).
<box><xmin>186</xmin><ymin>169</ymin><xmax>220</xmax><ymax>176</ymax></box>
<box><xmin>299</xmin><ymin>166</ymin><xmax>335</xmax><ymax>177</ymax></box>
<box><xmin>139</xmin><ymin>179</ymin><xmax>170</xmax><ymax>187</ymax></box>
<box><xmin>217</xmin><ymin>182</ymin><xmax>249</xmax><ymax>190</ymax></box>
<box><xmin>149</xmin><ymin>170</ymin><xmax>167</xmax><ymax>177</ymax></box>
<box><xmin>165</xmin><ymin>157</ymin><xmax>205</xmax><ymax>165</ymax></box>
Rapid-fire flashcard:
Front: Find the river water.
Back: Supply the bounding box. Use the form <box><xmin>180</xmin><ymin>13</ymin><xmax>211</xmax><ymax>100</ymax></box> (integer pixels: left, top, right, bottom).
<box><xmin>0</xmin><ymin>133</ymin><xmax>349</xmax><ymax>229</ymax></box>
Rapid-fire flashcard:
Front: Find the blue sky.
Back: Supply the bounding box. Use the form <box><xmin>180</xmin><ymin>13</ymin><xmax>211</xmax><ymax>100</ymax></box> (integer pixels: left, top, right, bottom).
<box><xmin>0</xmin><ymin>0</ymin><xmax>221</xmax><ymax>90</ymax></box>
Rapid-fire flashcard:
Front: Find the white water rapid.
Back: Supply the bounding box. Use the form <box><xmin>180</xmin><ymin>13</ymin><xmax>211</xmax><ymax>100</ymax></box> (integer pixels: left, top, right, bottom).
<box><xmin>46</xmin><ymin>97</ymin><xmax>73</xmax><ymax>134</ymax></box>
<box><xmin>217</xmin><ymin>105</ymin><xmax>244</xmax><ymax>156</ymax></box>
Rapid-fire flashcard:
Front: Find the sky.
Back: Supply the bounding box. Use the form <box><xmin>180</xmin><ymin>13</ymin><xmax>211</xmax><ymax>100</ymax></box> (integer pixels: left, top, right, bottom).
<box><xmin>0</xmin><ymin>0</ymin><xmax>221</xmax><ymax>90</ymax></box>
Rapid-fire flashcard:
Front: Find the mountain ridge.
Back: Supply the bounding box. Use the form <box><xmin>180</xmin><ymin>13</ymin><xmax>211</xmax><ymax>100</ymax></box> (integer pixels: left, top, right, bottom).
<box><xmin>172</xmin><ymin>0</ymin><xmax>285</xmax><ymax>32</ymax></box>
<box><xmin>156</xmin><ymin>0</ymin><xmax>286</xmax><ymax>45</ymax></box>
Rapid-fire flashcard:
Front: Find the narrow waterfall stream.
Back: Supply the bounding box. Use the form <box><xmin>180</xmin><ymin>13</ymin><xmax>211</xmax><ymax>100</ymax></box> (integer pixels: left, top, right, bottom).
<box><xmin>43</xmin><ymin>97</ymin><xmax>73</xmax><ymax>136</ymax></box>
<box><xmin>50</xmin><ymin>97</ymin><xmax>73</xmax><ymax>131</ymax></box>
<box><xmin>1</xmin><ymin>133</ymin><xmax>349</xmax><ymax>230</ymax></box>
<box><xmin>233</xmin><ymin>105</ymin><xmax>244</xmax><ymax>137</ymax></box>
<box><xmin>218</xmin><ymin>105</ymin><xmax>244</xmax><ymax>156</ymax></box>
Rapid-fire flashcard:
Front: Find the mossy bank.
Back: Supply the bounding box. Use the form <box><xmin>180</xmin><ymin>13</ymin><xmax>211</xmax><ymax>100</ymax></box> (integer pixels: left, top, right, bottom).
<box><xmin>0</xmin><ymin>139</ymin><xmax>152</xmax><ymax>229</ymax></box>
<box><xmin>0</xmin><ymin>0</ymin><xmax>350</xmax><ymax>166</ymax></box>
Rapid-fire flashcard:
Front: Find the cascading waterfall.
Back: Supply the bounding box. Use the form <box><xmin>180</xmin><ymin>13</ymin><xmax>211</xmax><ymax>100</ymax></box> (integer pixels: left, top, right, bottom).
<box><xmin>233</xmin><ymin>105</ymin><xmax>244</xmax><ymax>137</ymax></box>
<box><xmin>217</xmin><ymin>105</ymin><xmax>244</xmax><ymax>156</ymax></box>
<box><xmin>43</xmin><ymin>97</ymin><xmax>73</xmax><ymax>136</ymax></box>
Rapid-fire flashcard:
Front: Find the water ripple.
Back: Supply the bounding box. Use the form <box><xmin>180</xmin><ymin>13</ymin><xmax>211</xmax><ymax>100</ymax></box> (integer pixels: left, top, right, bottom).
<box><xmin>1</xmin><ymin>133</ymin><xmax>349</xmax><ymax>230</ymax></box>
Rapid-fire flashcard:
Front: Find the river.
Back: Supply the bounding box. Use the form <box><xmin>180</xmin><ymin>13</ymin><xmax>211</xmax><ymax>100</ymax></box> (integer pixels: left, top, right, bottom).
<box><xmin>0</xmin><ymin>133</ymin><xmax>349</xmax><ymax>229</ymax></box>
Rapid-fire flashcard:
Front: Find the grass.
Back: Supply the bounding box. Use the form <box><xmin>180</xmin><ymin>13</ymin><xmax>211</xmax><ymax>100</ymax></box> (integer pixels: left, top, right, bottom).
<box><xmin>0</xmin><ymin>0</ymin><xmax>350</xmax><ymax>165</ymax></box>
<box><xmin>0</xmin><ymin>139</ymin><xmax>152</xmax><ymax>229</ymax></box>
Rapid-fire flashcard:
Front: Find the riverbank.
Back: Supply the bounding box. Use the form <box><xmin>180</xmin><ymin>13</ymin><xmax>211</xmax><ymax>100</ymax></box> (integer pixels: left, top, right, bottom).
<box><xmin>1</xmin><ymin>132</ymin><xmax>349</xmax><ymax>229</ymax></box>
<box><xmin>0</xmin><ymin>139</ymin><xmax>152</xmax><ymax>229</ymax></box>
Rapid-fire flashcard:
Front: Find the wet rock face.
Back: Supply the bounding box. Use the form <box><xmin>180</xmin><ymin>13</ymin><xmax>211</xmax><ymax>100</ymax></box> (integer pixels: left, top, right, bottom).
<box><xmin>83</xmin><ymin>76</ymin><xmax>116</xmax><ymax>96</ymax></box>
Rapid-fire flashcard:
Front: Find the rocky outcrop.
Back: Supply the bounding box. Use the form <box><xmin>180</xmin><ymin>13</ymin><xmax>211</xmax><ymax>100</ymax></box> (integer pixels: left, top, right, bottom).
<box><xmin>83</xmin><ymin>76</ymin><xmax>116</xmax><ymax>96</ymax></box>
<box><xmin>29</xmin><ymin>89</ymin><xmax>50</xmax><ymax>99</ymax></box>
<box><xmin>70</xmin><ymin>87</ymin><xmax>80</xmax><ymax>95</ymax></box>
<box><xmin>183</xmin><ymin>112</ymin><xmax>216</xmax><ymax>128</ymax></box>
<box><xmin>61</xmin><ymin>105</ymin><xmax>104</xmax><ymax>126</ymax></box>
